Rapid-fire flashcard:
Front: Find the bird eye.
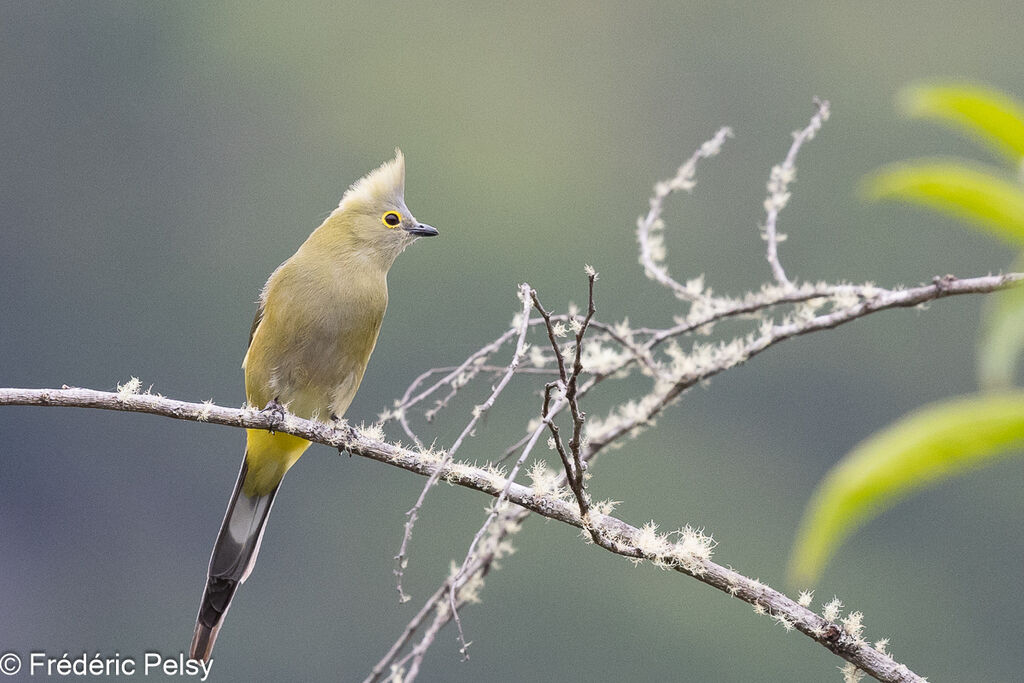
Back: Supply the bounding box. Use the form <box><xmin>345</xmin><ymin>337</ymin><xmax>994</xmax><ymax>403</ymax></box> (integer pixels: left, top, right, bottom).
<box><xmin>381</xmin><ymin>211</ymin><xmax>402</xmax><ymax>228</ymax></box>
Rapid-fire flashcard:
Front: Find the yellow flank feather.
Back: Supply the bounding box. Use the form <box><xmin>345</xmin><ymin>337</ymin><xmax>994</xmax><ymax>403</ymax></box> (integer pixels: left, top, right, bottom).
<box><xmin>191</xmin><ymin>150</ymin><xmax>438</xmax><ymax>661</ymax></box>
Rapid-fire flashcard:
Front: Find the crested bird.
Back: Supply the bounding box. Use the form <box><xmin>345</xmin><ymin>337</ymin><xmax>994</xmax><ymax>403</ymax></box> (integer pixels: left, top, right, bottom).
<box><xmin>190</xmin><ymin>151</ymin><xmax>438</xmax><ymax>661</ymax></box>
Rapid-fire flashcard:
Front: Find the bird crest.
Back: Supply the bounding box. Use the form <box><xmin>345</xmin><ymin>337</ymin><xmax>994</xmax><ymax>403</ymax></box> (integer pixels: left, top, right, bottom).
<box><xmin>339</xmin><ymin>149</ymin><xmax>405</xmax><ymax>213</ymax></box>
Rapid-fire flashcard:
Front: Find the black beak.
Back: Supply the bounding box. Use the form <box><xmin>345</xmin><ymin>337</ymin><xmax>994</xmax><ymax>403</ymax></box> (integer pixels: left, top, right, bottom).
<box><xmin>405</xmin><ymin>223</ymin><xmax>438</xmax><ymax>237</ymax></box>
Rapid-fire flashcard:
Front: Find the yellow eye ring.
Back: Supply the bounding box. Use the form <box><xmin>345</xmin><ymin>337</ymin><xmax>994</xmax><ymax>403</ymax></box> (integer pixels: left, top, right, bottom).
<box><xmin>381</xmin><ymin>211</ymin><xmax>402</xmax><ymax>228</ymax></box>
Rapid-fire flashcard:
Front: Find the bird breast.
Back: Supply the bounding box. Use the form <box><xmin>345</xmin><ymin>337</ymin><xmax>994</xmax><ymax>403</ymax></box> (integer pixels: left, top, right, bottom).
<box><xmin>246</xmin><ymin>259</ymin><xmax>388</xmax><ymax>420</ymax></box>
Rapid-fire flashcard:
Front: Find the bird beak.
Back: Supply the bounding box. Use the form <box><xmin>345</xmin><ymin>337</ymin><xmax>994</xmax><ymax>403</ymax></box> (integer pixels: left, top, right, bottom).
<box><xmin>405</xmin><ymin>223</ymin><xmax>439</xmax><ymax>237</ymax></box>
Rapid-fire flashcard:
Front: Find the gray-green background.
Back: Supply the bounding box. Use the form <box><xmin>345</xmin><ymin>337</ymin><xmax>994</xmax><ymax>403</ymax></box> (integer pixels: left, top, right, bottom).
<box><xmin>2</xmin><ymin>2</ymin><xmax>1022</xmax><ymax>681</ymax></box>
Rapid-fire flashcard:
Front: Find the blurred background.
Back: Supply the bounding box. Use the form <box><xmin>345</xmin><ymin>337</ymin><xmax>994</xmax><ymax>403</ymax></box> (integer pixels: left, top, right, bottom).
<box><xmin>2</xmin><ymin>2</ymin><xmax>1022</xmax><ymax>681</ymax></box>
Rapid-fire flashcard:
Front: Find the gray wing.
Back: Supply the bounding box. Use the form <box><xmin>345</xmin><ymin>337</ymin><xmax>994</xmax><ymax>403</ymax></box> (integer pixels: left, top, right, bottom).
<box><xmin>247</xmin><ymin>301</ymin><xmax>265</xmax><ymax>350</ymax></box>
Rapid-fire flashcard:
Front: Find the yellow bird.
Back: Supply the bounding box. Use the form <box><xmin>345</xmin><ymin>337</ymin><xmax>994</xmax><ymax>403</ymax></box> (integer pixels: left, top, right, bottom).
<box><xmin>190</xmin><ymin>151</ymin><xmax>437</xmax><ymax>661</ymax></box>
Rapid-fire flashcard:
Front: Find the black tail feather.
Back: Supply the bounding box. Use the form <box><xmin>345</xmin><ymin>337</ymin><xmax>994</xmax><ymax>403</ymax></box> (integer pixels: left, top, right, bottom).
<box><xmin>190</xmin><ymin>457</ymin><xmax>281</xmax><ymax>661</ymax></box>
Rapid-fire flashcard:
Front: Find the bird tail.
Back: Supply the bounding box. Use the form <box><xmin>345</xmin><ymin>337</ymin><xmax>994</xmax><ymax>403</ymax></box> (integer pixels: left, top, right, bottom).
<box><xmin>190</xmin><ymin>456</ymin><xmax>282</xmax><ymax>662</ymax></box>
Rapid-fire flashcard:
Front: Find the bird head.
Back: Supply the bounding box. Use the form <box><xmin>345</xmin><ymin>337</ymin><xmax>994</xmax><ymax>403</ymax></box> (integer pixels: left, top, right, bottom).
<box><xmin>317</xmin><ymin>150</ymin><xmax>438</xmax><ymax>268</ymax></box>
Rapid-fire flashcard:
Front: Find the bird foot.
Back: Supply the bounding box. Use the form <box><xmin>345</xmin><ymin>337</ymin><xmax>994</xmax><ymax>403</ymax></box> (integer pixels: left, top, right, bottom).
<box><xmin>331</xmin><ymin>413</ymin><xmax>358</xmax><ymax>456</ymax></box>
<box><xmin>262</xmin><ymin>398</ymin><xmax>287</xmax><ymax>433</ymax></box>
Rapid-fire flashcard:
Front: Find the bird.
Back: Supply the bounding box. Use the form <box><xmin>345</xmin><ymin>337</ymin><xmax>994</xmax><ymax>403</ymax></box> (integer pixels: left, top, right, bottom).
<box><xmin>190</xmin><ymin>150</ymin><xmax>438</xmax><ymax>661</ymax></box>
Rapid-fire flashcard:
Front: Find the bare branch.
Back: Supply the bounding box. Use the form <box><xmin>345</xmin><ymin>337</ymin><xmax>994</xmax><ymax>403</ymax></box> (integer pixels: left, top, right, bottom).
<box><xmin>530</xmin><ymin>271</ymin><xmax>601</xmax><ymax>540</ymax></box>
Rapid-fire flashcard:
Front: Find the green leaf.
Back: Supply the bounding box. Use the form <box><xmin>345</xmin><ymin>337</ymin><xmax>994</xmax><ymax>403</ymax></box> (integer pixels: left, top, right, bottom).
<box><xmin>978</xmin><ymin>254</ymin><xmax>1024</xmax><ymax>390</ymax></box>
<box><xmin>900</xmin><ymin>84</ymin><xmax>1024</xmax><ymax>164</ymax></box>
<box><xmin>789</xmin><ymin>393</ymin><xmax>1024</xmax><ymax>585</ymax></box>
<box><xmin>864</xmin><ymin>160</ymin><xmax>1024</xmax><ymax>246</ymax></box>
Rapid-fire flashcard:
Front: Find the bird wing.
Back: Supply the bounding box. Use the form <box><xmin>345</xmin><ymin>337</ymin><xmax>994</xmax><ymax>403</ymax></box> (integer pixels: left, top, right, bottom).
<box><xmin>247</xmin><ymin>301</ymin><xmax>265</xmax><ymax>350</ymax></box>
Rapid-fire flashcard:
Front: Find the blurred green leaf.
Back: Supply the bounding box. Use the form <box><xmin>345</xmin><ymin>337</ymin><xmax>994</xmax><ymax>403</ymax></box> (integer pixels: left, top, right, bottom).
<box><xmin>900</xmin><ymin>84</ymin><xmax>1024</xmax><ymax>164</ymax></box>
<box><xmin>864</xmin><ymin>161</ymin><xmax>1024</xmax><ymax>246</ymax></box>
<box><xmin>978</xmin><ymin>254</ymin><xmax>1024</xmax><ymax>389</ymax></box>
<box><xmin>789</xmin><ymin>393</ymin><xmax>1024</xmax><ymax>585</ymax></box>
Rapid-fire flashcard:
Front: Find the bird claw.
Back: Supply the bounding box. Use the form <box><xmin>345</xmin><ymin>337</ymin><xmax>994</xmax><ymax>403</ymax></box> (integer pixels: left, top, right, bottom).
<box><xmin>262</xmin><ymin>398</ymin><xmax>286</xmax><ymax>433</ymax></box>
<box><xmin>331</xmin><ymin>413</ymin><xmax>358</xmax><ymax>456</ymax></box>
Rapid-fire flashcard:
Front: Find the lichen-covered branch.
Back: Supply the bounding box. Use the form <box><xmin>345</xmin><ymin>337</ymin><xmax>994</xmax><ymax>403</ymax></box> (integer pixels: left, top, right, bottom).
<box><xmin>761</xmin><ymin>98</ymin><xmax>831</xmax><ymax>286</ymax></box>
<box><xmin>636</xmin><ymin>126</ymin><xmax>733</xmax><ymax>301</ymax></box>
<box><xmin>362</xmin><ymin>110</ymin><xmax>1022</xmax><ymax>682</ymax></box>
<box><xmin>0</xmin><ymin>384</ymin><xmax>924</xmax><ymax>681</ymax></box>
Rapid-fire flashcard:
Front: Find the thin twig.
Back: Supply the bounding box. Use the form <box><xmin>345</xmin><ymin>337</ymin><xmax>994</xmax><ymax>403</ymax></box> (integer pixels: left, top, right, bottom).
<box><xmin>365</xmin><ymin>581</ymin><xmax>447</xmax><ymax>682</ymax></box>
<box><xmin>392</xmin><ymin>284</ymin><xmax>535</xmax><ymax>602</ymax></box>
<box><xmin>388</xmin><ymin>316</ymin><xmax>646</xmax><ymax>435</ymax></box>
<box><xmin>761</xmin><ymin>98</ymin><xmax>830</xmax><ymax>287</ymax></box>
<box><xmin>529</xmin><ymin>271</ymin><xmax>600</xmax><ymax>537</ymax></box>
<box><xmin>445</xmin><ymin>387</ymin><xmax>566</xmax><ymax>660</ymax></box>
<box><xmin>637</xmin><ymin>126</ymin><xmax>733</xmax><ymax>302</ymax></box>
<box><xmin>566</xmin><ymin>271</ymin><xmax>598</xmax><ymax>478</ymax></box>
<box><xmin>398</xmin><ymin>326</ymin><xmax>520</xmax><ymax>426</ymax></box>
<box><xmin>376</xmin><ymin>501</ymin><xmax>519</xmax><ymax>683</ymax></box>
